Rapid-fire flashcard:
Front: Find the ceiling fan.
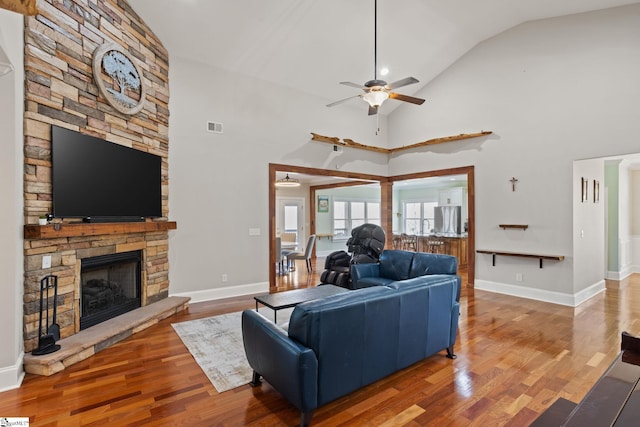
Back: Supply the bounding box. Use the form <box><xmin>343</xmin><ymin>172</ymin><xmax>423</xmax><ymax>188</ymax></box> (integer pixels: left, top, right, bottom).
<box><xmin>327</xmin><ymin>0</ymin><xmax>425</xmax><ymax>116</ymax></box>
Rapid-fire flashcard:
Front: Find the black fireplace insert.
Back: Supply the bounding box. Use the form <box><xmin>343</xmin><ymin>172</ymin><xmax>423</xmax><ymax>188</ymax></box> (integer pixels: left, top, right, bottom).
<box><xmin>80</xmin><ymin>251</ymin><xmax>142</xmax><ymax>330</ymax></box>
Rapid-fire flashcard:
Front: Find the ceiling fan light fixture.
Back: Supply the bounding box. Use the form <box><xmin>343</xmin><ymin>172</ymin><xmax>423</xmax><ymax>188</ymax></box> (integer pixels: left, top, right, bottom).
<box><xmin>326</xmin><ymin>0</ymin><xmax>425</xmax><ymax>115</ymax></box>
<box><xmin>275</xmin><ymin>173</ymin><xmax>301</xmax><ymax>187</ymax></box>
<box><xmin>362</xmin><ymin>88</ymin><xmax>389</xmax><ymax>108</ymax></box>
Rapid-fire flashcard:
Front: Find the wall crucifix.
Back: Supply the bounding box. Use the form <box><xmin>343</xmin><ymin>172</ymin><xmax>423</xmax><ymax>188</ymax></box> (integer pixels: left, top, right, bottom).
<box><xmin>509</xmin><ymin>177</ymin><xmax>518</xmax><ymax>192</ymax></box>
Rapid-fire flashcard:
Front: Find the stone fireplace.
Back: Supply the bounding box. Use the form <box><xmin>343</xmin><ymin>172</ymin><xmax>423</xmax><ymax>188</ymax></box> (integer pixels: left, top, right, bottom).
<box><xmin>21</xmin><ymin>0</ymin><xmax>178</xmax><ymax>368</ymax></box>
<box><xmin>23</xmin><ymin>224</ymin><xmax>176</xmax><ymax>353</ymax></box>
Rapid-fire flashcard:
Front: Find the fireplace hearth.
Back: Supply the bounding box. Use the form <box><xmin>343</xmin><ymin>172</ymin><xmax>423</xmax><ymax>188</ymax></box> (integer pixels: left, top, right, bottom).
<box><xmin>80</xmin><ymin>251</ymin><xmax>142</xmax><ymax>330</ymax></box>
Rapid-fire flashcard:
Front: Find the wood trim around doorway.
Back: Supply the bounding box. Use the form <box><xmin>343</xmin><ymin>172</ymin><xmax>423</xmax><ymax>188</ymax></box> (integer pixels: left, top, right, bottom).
<box><xmin>269</xmin><ymin>163</ymin><xmax>475</xmax><ymax>289</ymax></box>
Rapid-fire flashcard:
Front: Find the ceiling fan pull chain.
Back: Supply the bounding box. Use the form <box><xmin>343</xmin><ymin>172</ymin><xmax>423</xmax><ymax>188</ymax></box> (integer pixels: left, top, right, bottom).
<box><xmin>373</xmin><ymin>0</ymin><xmax>377</xmax><ymax>80</ymax></box>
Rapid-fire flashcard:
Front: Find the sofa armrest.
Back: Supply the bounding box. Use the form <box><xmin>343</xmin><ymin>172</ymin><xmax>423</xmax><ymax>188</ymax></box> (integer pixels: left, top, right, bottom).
<box><xmin>241</xmin><ymin>310</ymin><xmax>318</xmax><ymax>413</ymax></box>
<box><xmin>350</xmin><ymin>263</ymin><xmax>380</xmax><ymax>288</ymax></box>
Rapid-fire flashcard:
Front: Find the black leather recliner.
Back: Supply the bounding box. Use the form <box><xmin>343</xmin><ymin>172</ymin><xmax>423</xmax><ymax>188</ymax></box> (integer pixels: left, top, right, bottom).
<box><xmin>320</xmin><ymin>223</ymin><xmax>385</xmax><ymax>289</ymax></box>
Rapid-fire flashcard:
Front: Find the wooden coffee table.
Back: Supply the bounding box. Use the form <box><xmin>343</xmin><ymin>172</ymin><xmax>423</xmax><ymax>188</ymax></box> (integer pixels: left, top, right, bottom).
<box><xmin>254</xmin><ymin>284</ymin><xmax>349</xmax><ymax>323</ymax></box>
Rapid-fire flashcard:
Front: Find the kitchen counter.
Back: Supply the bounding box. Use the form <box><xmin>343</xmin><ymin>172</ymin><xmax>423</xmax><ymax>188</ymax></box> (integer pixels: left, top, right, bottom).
<box><xmin>416</xmin><ymin>233</ymin><xmax>468</xmax><ymax>239</ymax></box>
<box><xmin>393</xmin><ymin>234</ymin><xmax>468</xmax><ymax>268</ymax></box>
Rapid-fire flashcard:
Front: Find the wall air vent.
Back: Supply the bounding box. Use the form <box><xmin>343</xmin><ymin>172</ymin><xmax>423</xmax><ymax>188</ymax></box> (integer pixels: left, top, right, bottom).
<box><xmin>207</xmin><ymin>121</ymin><xmax>223</xmax><ymax>134</ymax></box>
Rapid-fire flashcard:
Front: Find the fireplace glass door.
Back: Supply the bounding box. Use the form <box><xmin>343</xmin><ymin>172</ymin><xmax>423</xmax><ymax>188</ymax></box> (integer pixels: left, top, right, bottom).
<box><xmin>80</xmin><ymin>251</ymin><xmax>142</xmax><ymax>330</ymax></box>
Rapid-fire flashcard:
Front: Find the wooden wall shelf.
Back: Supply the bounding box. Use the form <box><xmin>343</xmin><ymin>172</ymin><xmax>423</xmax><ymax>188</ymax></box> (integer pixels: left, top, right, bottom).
<box><xmin>476</xmin><ymin>249</ymin><xmax>564</xmax><ymax>268</ymax></box>
<box><xmin>499</xmin><ymin>224</ymin><xmax>528</xmax><ymax>230</ymax></box>
<box><xmin>24</xmin><ymin>221</ymin><xmax>177</xmax><ymax>239</ymax></box>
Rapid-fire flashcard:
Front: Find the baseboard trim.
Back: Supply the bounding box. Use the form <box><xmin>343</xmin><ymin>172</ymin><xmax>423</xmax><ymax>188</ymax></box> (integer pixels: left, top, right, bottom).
<box><xmin>574</xmin><ymin>280</ymin><xmax>606</xmax><ymax>306</ymax></box>
<box><xmin>607</xmin><ymin>266</ymin><xmax>639</xmax><ymax>281</ymax></box>
<box><xmin>475</xmin><ymin>279</ymin><xmax>605</xmax><ymax>307</ymax></box>
<box><xmin>171</xmin><ymin>282</ymin><xmax>269</xmax><ymax>303</ymax></box>
<box><xmin>0</xmin><ymin>352</ymin><xmax>24</xmax><ymax>392</ymax></box>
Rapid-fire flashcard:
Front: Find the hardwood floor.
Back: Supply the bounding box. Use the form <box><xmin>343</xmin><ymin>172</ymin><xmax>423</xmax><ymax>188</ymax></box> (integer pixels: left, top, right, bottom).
<box><xmin>2</xmin><ymin>257</ymin><xmax>639</xmax><ymax>426</ymax></box>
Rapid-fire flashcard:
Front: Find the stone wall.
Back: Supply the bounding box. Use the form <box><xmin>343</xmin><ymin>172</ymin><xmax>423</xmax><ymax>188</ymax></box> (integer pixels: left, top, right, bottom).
<box><xmin>22</xmin><ymin>0</ymin><xmax>170</xmax><ymax>352</ymax></box>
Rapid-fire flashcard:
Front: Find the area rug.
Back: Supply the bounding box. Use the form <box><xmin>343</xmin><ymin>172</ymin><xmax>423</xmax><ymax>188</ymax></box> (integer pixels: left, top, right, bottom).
<box><xmin>171</xmin><ymin>307</ymin><xmax>292</xmax><ymax>393</ymax></box>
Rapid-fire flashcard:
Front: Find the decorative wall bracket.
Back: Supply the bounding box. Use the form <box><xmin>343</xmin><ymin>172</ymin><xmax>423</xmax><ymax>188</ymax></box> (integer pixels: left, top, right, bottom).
<box><xmin>499</xmin><ymin>224</ymin><xmax>528</xmax><ymax>230</ymax></box>
<box><xmin>476</xmin><ymin>249</ymin><xmax>564</xmax><ymax>268</ymax></box>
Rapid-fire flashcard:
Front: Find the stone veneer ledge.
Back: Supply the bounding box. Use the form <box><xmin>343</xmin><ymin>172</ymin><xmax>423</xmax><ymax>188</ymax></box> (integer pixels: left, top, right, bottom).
<box><xmin>23</xmin><ymin>296</ymin><xmax>190</xmax><ymax>376</ymax></box>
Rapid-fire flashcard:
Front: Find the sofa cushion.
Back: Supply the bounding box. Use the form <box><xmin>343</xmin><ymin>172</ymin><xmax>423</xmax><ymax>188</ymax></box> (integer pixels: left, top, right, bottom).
<box><xmin>385</xmin><ymin>274</ymin><xmax>453</xmax><ymax>290</ymax></box>
<box><xmin>408</xmin><ymin>252</ymin><xmax>458</xmax><ymax>278</ymax></box>
<box><xmin>378</xmin><ymin>250</ymin><xmax>413</xmax><ymax>281</ymax></box>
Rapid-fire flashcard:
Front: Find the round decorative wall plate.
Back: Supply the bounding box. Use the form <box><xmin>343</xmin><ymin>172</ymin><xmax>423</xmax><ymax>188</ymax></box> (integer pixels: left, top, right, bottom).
<box><xmin>92</xmin><ymin>42</ymin><xmax>147</xmax><ymax>115</ymax></box>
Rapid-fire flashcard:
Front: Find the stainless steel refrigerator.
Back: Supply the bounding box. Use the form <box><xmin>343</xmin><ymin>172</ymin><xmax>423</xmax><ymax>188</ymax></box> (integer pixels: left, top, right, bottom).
<box><xmin>434</xmin><ymin>206</ymin><xmax>461</xmax><ymax>234</ymax></box>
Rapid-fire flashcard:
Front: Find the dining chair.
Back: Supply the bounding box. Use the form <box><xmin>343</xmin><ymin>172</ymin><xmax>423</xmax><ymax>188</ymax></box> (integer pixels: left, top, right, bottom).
<box><xmin>280</xmin><ymin>232</ymin><xmax>297</xmax><ymax>260</ymax></box>
<box><xmin>286</xmin><ymin>234</ymin><xmax>317</xmax><ymax>273</ymax></box>
<box><xmin>281</xmin><ymin>232</ymin><xmax>296</xmax><ymax>244</ymax></box>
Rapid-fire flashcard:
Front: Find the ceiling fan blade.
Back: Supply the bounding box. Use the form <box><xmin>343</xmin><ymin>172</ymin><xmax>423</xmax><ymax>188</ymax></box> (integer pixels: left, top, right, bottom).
<box><xmin>368</xmin><ymin>105</ymin><xmax>378</xmax><ymax>116</ymax></box>
<box><xmin>327</xmin><ymin>95</ymin><xmax>361</xmax><ymax>107</ymax></box>
<box><xmin>389</xmin><ymin>92</ymin><xmax>425</xmax><ymax>105</ymax></box>
<box><xmin>386</xmin><ymin>76</ymin><xmax>419</xmax><ymax>90</ymax></box>
<box><xmin>340</xmin><ymin>81</ymin><xmax>367</xmax><ymax>90</ymax></box>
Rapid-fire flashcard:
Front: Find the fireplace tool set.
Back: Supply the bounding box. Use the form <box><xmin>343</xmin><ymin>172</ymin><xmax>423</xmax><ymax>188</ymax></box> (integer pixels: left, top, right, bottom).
<box><xmin>32</xmin><ymin>274</ymin><xmax>61</xmax><ymax>355</ymax></box>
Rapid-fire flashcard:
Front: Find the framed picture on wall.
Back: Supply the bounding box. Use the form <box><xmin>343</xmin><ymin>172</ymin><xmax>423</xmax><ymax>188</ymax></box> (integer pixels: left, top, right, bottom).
<box><xmin>581</xmin><ymin>177</ymin><xmax>588</xmax><ymax>203</ymax></box>
<box><xmin>593</xmin><ymin>180</ymin><xmax>600</xmax><ymax>203</ymax></box>
<box><xmin>318</xmin><ymin>196</ymin><xmax>329</xmax><ymax>213</ymax></box>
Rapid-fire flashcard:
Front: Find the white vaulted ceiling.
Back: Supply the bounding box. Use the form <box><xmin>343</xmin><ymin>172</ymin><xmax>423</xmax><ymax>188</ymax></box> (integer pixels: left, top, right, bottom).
<box><xmin>129</xmin><ymin>0</ymin><xmax>638</xmax><ymax>115</ymax></box>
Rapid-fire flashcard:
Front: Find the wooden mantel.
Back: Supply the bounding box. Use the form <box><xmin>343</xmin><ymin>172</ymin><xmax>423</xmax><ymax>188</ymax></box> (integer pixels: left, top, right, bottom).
<box><xmin>24</xmin><ymin>221</ymin><xmax>177</xmax><ymax>239</ymax></box>
<box><xmin>311</xmin><ymin>131</ymin><xmax>493</xmax><ymax>154</ymax></box>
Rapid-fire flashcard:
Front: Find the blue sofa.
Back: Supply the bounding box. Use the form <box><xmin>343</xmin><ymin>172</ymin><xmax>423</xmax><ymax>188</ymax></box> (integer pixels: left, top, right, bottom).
<box><xmin>242</xmin><ymin>250</ymin><xmax>460</xmax><ymax>426</ymax></box>
<box><xmin>350</xmin><ymin>249</ymin><xmax>461</xmax><ymax>298</ymax></box>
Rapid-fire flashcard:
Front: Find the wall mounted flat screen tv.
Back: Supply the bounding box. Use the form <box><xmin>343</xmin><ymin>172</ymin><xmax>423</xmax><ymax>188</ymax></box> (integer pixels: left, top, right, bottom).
<box><xmin>51</xmin><ymin>126</ymin><xmax>162</xmax><ymax>222</ymax></box>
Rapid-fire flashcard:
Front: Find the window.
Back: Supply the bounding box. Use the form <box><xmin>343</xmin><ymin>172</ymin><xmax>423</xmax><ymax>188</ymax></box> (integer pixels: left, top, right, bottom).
<box><xmin>333</xmin><ymin>199</ymin><xmax>380</xmax><ymax>238</ymax></box>
<box><xmin>403</xmin><ymin>201</ymin><xmax>437</xmax><ymax>234</ymax></box>
<box><xmin>283</xmin><ymin>205</ymin><xmax>298</xmax><ymax>239</ymax></box>
<box><xmin>333</xmin><ymin>201</ymin><xmax>347</xmax><ymax>238</ymax></box>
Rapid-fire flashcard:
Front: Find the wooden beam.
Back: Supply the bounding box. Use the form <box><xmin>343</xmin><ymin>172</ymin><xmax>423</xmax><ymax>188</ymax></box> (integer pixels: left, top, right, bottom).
<box><xmin>0</xmin><ymin>0</ymin><xmax>38</xmax><ymax>15</ymax></box>
<box><xmin>311</xmin><ymin>131</ymin><xmax>493</xmax><ymax>154</ymax></box>
<box><xmin>342</xmin><ymin>138</ymin><xmax>390</xmax><ymax>154</ymax></box>
<box><xmin>310</xmin><ymin>133</ymin><xmax>340</xmax><ymax>144</ymax></box>
<box><xmin>388</xmin><ymin>131</ymin><xmax>493</xmax><ymax>153</ymax></box>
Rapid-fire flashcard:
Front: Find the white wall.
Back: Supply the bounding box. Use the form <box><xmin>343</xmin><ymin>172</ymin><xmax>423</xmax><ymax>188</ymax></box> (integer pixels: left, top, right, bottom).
<box><xmin>632</xmin><ymin>170</ymin><xmax>640</xmax><ymax>236</ymax></box>
<box><xmin>631</xmin><ymin>170</ymin><xmax>640</xmax><ymax>273</ymax></box>
<box><xmin>387</xmin><ymin>4</ymin><xmax>640</xmax><ymax>305</ymax></box>
<box><xmin>0</xmin><ymin>9</ymin><xmax>25</xmax><ymax>391</ymax></box>
<box><xmin>573</xmin><ymin>159</ymin><xmax>605</xmax><ymax>300</ymax></box>
<box><xmin>169</xmin><ymin>5</ymin><xmax>640</xmax><ymax>306</ymax></box>
<box><xmin>168</xmin><ymin>57</ymin><xmax>389</xmax><ymax>301</ymax></box>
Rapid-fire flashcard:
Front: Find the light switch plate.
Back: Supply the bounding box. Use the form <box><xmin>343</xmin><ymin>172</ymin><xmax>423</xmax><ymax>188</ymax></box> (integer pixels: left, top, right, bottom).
<box><xmin>249</xmin><ymin>228</ymin><xmax>261</xmax><ymax>236</ymax></box>
<box><xmin>42</xmin><ymin>255</ymin><xmax>52</xmax><ymax>269</ymax></box>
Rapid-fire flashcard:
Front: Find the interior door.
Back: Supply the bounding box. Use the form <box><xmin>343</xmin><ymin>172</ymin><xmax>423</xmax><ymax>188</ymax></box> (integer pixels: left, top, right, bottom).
<box><xmin>276</xmin><ymin>197</ymin><xmax>305</xmax><ymax>246</ymax></box>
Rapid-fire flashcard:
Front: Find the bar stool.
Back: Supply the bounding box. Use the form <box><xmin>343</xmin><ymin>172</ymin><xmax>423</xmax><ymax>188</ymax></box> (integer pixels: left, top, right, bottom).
<box><xmin>426</xmin><ymin>239</ymin><xmax>444</xmax><ymax>254</ymax></box>
<box><xmin>401</xmin><ymin>233</ymin><xmax>418</xmax><ymax>251</ymax></box>
<box><xmin>392</xmin><ymin>235</ymin><xmax>403</xmax><ymax>249</ymax></box>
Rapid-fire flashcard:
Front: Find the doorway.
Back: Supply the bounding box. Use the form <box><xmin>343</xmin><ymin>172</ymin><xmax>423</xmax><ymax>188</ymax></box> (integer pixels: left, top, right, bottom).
<box><xmin>268</xmin><ymin>163</ymin><xmax>475</xmax><ymax>290</ymax></box>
